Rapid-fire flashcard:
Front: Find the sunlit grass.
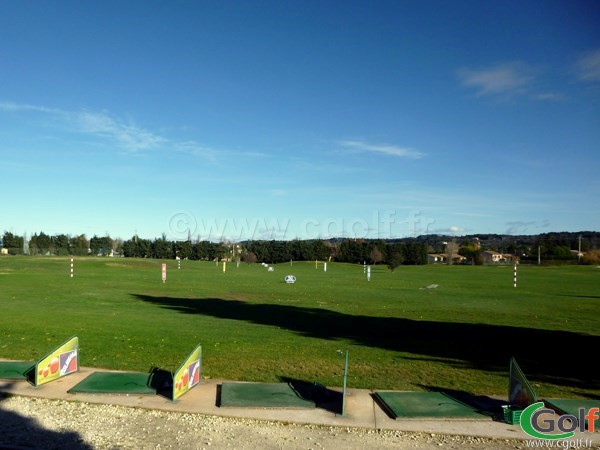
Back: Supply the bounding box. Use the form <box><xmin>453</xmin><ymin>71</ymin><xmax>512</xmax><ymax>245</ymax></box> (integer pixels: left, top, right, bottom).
<box><xmin>0</xmin><ymin>257</ymin><xmax>598</xmax><ymax>398</ymax></box>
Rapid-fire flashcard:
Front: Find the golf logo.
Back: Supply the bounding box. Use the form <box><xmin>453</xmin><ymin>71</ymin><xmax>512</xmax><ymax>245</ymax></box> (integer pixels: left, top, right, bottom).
<box><xmin>284</xmin><ymin>275</ymin><xmax>296</xmax><ymax>284</ymax></box>
<box><xmin>520</xmin><ymin>401</ymin><xmax>598</xmax><ymax>440</ymax></box>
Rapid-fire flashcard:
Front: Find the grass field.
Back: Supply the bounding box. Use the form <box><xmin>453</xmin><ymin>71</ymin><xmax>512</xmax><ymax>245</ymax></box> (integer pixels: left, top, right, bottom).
<box><xmin>1</xmin><ymin>257</ymin><xmax>598</xmax><ymax>399</ymax></box>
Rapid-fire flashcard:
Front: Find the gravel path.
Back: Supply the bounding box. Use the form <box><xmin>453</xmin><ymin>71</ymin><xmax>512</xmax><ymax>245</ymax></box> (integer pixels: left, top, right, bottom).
<box><xmin>0</xmin><ymin>395</ymin><xmax>547</xmax><ymax>450</ymax></box>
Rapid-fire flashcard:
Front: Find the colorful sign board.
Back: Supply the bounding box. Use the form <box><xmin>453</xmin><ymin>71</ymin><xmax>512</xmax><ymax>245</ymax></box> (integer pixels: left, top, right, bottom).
<box><xmin>172</xmin><ymin>344</ymin><xmax>202</xmax><ymax>400</ymax></box>
<box><xmin>162</xmin><ymin>263</ymin><xmax>167</xmax><ymax>283</ymax></box>
<box><xmin>35</xmin><ymin>336</ymin><xmax>79</xmax><ymax>386</ymax></box>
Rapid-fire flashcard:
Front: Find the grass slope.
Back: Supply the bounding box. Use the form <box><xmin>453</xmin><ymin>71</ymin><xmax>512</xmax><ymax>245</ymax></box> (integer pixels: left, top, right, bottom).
<box><xmin>0</xmin><ymin>257</ymin><xmax>598</xmax><ymax>398</ymax></box>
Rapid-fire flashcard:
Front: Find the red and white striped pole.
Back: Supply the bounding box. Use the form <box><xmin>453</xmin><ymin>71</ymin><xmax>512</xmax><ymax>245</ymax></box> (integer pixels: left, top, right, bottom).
<box><xmin>70</xmin><ymin>257</ymin><xmax>74</xmax><ymax>278</ymax></box>
<box><xmin>513</xmin><ymin>263</ymin><xmax>517</xmax><ymax>288</ymax></box>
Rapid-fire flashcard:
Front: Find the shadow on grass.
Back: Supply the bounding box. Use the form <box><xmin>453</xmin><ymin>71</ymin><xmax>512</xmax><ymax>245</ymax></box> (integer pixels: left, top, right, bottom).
<box><xmin>131</xmin><ymin>294</ymin><xmax>599</xmax><ymax>392</ymax></box>
<box><xmin>0</xmin><ymin>387</ymin><xmax>92</xmax><ymax>449</ymax></box>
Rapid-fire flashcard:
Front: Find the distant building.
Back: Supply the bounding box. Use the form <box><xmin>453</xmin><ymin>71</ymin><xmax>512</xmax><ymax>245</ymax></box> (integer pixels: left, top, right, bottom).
<box><xmin>427</xmin><ymin>254</ymin><xmax>445</xmax><ymax>264</ymax></box>
<box><xmin>482</xmin><ymin>251</ymin><xmax>512</xmax><ymax>264</ymax></box>
<box><xmin>429</xmin><ymin>253</ymin><xmax>466</xmax><ymax>264</ymax></box>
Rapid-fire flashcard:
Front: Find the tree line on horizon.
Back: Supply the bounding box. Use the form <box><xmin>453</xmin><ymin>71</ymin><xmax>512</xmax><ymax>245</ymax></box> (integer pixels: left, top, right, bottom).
<box><xmin>2</xmin><ymin>230</ymin><xmax>599</xmax><ymax>266</ymax></box>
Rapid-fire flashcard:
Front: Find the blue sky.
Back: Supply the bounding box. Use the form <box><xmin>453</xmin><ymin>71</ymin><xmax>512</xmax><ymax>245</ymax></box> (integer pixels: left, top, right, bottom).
<box><xmin>1</xmin><ymin>0</ymin><xmax>599</xmax><ymax>242</ymax></box>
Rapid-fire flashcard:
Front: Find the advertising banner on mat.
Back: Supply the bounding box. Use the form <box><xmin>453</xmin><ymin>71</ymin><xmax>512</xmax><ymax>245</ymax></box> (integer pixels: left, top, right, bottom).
<box><xmin>173</xmin><ymin>344</ymin><xmax>202</xmax><ymax>400</ymax></box>
<box><xmin>35</xmin><ymin>336</ymin><xmax>79</xmax><ymax>386</ymax></box>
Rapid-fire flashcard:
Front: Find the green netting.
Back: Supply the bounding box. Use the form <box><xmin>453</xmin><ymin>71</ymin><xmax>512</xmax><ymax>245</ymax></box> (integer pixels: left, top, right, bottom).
<box><xmin>0</xmin><ymin>361</ymin><xmax>34</xmax><ymax>380</ymax></box>
<box><xmin>374</xmin><ymin>391</ymin><xmax>490</xmax><ymax>419</ymax></box>
<box><xmin>67</xmin><ymin>371</ymin><xmax>156</xmax><ymax>394</ymax></box>
<box><xmin>220</xmin><ymin>382</ymin><xmax>316</xmax><ymax>408</ymax></box>
<box><xmin>544</xmin><ymin>398</ymin><xmax>600</xmax><ymax>430</ymax></box>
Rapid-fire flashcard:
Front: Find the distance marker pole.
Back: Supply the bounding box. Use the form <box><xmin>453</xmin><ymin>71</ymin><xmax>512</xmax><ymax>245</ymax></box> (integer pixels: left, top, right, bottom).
<box><xmin>513</xmin><ymin>263</ymin><xmax>517</xmax><ymax>288</ymax></box>
<box><xmin>70</xmin><ymin>257</ymin><xmax>74</xmax><ymax>278</ymax></box>
<box><xmin>337</xmin><ymin>350</ymin><xmax>349</xmax><ymax>417</ymax></box>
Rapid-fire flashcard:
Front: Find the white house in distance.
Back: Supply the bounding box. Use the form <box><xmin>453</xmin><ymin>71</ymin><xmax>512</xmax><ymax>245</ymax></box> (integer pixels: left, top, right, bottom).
<box><xmin>482</xmin><ymin>251</ymin><xmax>512</xmax><ymax>264</ymax></box>
<box><xmin>427</xmin><ymin>253</ymin><xmax>466</xmax><ymax>264</ymax></box>
<box><xmin>427</xmin><ymin>253</ymin><xmax>445</xmax><ymax>264</ymax></box>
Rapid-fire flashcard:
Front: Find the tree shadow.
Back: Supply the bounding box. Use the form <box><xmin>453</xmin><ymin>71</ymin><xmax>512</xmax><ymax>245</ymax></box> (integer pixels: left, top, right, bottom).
<box><xmin>0</xmin><ymin>386</ymin><xmax>92</xmax><ymax>449</ymax></box>
<box><xmin>131</xmin><ymin>294</ymin><xmax>600</xmax><ymax>392</ymax></box>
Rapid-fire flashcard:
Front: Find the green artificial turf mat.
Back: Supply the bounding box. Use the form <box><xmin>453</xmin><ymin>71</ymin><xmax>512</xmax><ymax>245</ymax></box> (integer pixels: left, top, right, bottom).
<box><xmin>220</xmin><ymin>382</ymin><xmax>316</xmax><ymax>408</ymax></box>
<box><xmin>68</xmin><ymin>371</ymin><xmax>156</xmax><ymax>394</ymax></box>
<box><xmin>0</xmin><ymin>361</ymin><xmax>34</xmax><ymax>380</ymax></box>
<box><xmin>374</xmin><ymin>391</ymin><xmax>490</xmax><ymax>419</ymax></box>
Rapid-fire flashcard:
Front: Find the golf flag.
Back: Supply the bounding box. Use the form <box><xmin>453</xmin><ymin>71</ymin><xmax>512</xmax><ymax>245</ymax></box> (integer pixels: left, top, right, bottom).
<box><xmin>509</xmin><ymin>357</ymin><xmax>537</xmax><ymax>408</ymax></box>
<box><xmin>172</xmin><ymin>344</ymin><xmax>202</xmax><ymax>400</ymax></box>
<box><xmin>35</xmin><ymin>336</ymin><xmax>79</xmax><ymax>386</ymax></box>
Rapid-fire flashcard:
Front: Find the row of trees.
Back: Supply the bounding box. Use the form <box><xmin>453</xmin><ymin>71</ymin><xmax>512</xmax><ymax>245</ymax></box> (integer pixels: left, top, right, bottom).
<box><xmin>1</xmin><ymin>232</ymin><xmax>118</xmax><ymax>257</ymax></box>
<box><xmin>1</xmin><ymin>231</ymin><xmax>429</xmax><ymax>267</ymax></box>
<box><xmin>3</xmin><ymin>230</ymin><xmax>598</xmax><ymax>265</ymax></box>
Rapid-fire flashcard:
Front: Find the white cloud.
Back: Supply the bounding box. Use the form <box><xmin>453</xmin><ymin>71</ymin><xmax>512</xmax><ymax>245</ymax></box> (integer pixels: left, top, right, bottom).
<box><xmin>0</xmin><ymin>101</ymin><xmax>63</xmax><ymax>114</ymax></box>
<box><xmin>75</xmin><ymin>110</ymin><xmax>165</xmax><ymax>151</ymax></box>
<box><xmin>0</xmin><ymin>101</ymin><xmax>164</xmax><ymax>152</ymax></box>
<box><xmin>172</xmin><ymin>141</ymin><xmax>220</xmax><ymax>162</ymax></box>
<box><xmin>457</xmin><ymin>62</ymin><xmax>535</xmax><ymax>97</ymax></box>
<box><xmin>533</xmin><ymin>92</ymin><xmax>566</xmax><ymax>101</ymax></box>
<box><xmin>576</xmin><ymin>49</ymin><xmax>600</xmax><ymax>82</ymax></box>
<box><xmin>338</xmin><ymin>140</ymin><xmax>425</xmax><ymax>159</ymax></box>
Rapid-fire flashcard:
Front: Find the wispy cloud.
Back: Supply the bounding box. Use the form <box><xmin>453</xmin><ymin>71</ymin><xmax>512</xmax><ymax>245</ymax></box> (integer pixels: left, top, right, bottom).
<box><xmin>174</xmin><ymin>141</ymin><xmax>220</xmax><ymax>162</ymax></box>
<box><xmin>533</xmin><ymin>92</ymin><xmax>566</xmax><ymax>101</ymax></box>
<box><xmin>1</xmin><ymin>101</ymin><xmax>164</xmax><ymax>152</ymax></box>
<box><xmin>505</xmin><ymin>220</ymin><xmax>550</xmax><ymax>235</ymax></box>
<box><xmin>0</xmin><ymin>101</ymin><xmax>64</xmax><ymax>114</ymax></box>
<box><xmin>575</xmin><ymin>49</ymin><xmax>600</xmax><ymax>82</ymax></box>
<box><xmin>75</xmin><ymin>110</ymin><xmax>165</xmax><ymax>151</ymax></box>
<box><xmin>457</xmin><ymin>62</ymin><xmax>535</xmax><ymax>97</ymax></box>
<box><xmin>338</xmin><ymin>140</ymin><xmax>426</xmax><ymax>159</ymax></box>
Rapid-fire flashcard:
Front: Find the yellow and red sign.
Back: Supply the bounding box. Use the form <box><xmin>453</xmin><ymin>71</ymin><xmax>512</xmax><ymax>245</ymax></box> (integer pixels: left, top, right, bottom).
<box><xmin>173</xmin><ymin>344</ymin><xmax>202</xmax><ymax>400</ymax></box>
<box><xmin>35</xmin><ymin>336</ymin><xmax>79</xmax><ymax>386</ymax></box>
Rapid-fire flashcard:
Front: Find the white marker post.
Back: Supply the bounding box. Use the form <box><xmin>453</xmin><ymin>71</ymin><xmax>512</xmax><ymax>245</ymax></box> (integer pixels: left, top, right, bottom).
<box><xmin>513</xmin><ymin>263</ymin><xmax>517</xmax><ymax>288</ymax></box>
<box><xmin>223</xmin><ymin>261</ymin><xmax>226</xmax><ymax>273</ymax></box>
<box><xmin>367</xmin><ymin>266</ymin><xmax>371</xmax><ymax>282</ymax></box>
<box><xmin>162</xmin><ymin>263</ymin><xmax>167</xmax><ymax>283</ymax></box>
<box><xmin>70</xmin><ymin>257</ymin><xmax>74</xmax><ymax>278</ymax></box>
<box><xmin>324</xmin><ymin>262</ymin><xmax>327</xmax><ymax>272</ymax></box>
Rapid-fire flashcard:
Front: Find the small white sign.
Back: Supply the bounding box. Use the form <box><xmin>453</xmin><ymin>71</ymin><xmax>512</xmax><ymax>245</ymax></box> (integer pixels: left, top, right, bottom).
<box><xmin>284</xmin><ymin>275</ymin><xmax>296</xmax><ymax>284</ymax></box>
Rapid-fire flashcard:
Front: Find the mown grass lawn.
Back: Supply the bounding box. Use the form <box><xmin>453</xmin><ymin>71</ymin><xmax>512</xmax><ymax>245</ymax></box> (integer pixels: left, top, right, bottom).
<box><xmin>1</xmin><ymin>257</ymin><xmax>598</xmax><ymax>398</ymax></box>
